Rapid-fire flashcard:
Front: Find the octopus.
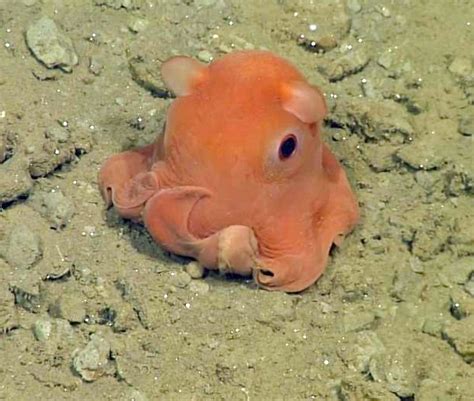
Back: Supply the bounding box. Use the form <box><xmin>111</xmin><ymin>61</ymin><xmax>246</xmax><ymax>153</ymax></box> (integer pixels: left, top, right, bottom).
<box><xmin>98</xmin><ymin>50</ymin><xmax>359</xmax><ymax>292</ymax></box>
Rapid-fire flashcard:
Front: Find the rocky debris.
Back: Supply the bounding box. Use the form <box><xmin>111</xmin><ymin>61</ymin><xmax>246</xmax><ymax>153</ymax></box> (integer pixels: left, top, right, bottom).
<box><xmin>72</xmin><ymin>334</ymin><xmax>115</xmax><ymax>382</ymax></box>
<box><xmin>448</xmin><ymin>56</ymin><xmax>473</xmax><ymax>80</ymax></box>
<box><xmin>396</xmin><ymin>136</ymin><xmax>447</xmax><ymax>171</ymax></box>
<box><xmin>88</xmin><ymin>56</ymin><xmax>104</xmax><ymax>76</ymax></box>
<box><xmin>318</xmin><ymin>47</ymin><xmax>370</xmax><ymax>81</ymax></box>
<box><xmin>448</xmin><ymin>215</ymin><xmax>474</xmax><ymax>257</ymax></box>
<box><xmin>32</xmin><ymin>316</ymin><xmax>74</xmax><ymax>342</ymax></box>
<box><xmin>337</xmin><ymin>331</ymin><xmax>385</xmax><ymax>373</ymax></box>
<box><xmin>359</xmin><ymin>144</ymin><xmax>398</xmax><ymax>172</ymax></box>
<box><xmin>417</xmin><ymin>377</ymin><xmax>474</xmax><ymax>401</ymax></box>
<box><xmin>440</xmin><ymin>257</ymin><xmax>474</xmax><ymax>287</ymax></box>
<box><xmin>285</xmin><ymin>0</ymin><xmax>350</xmax><ymax>52</ymax></box>
<box><xmin>168</xmin><ymin>270</ymin><xmax>192</xmax><ymax>289</ymax></box>
<box><xmin>368</xmin><ymin>347</ymin><xmax>418</xmax><ymax>398</ymax></box>
<box><xmin>188</xmin><ymin>280</ymin><xmax>209</xmax><ymax>295</ymax></box>
<box><xmin>0</xmin><ymin>155</ymin><xmax>33</xmax><ymax>205</ymax></box>
<box><xmin>94</xmin><ymin>0</ymin><xmax>142</xmax><ymax>10</ymax></box>
<box><xmin>0</xmin><ymin>130</ymin><xmax>15</xmax><ymax>163</ymax></box>
<box><xmin>0</xmin><ymin>287</ymin><xmax>19</xmax><ymax>335</ymax></box>
<box><xmin>28</xmin><ymin>125</ymin><xmax>92</xmax><ymax>178</ymax></box>
<box><xmin>328</xmin><ymin>98</ymin><xmax>414</xmax><ymax>142</ymax></box>
<box><xmin>30</xmin><ymin>189</ymin><xmax>75</xmax><ymax>229</ymax></box>
<box><xmin>48</xmin><ymin>293</ymin><xmax>86</xmax><ymax>324</ymax></box>
<box><xmin>185</xmin><ymin>261</ymin><xmax>205</xmax><ymax>279</ymax></box>
<box><xmin>342</xmin><ymin>308</ymin><xmax>377</xmax><ymax>332</ymax></box>
<box><xmin>129</xmin><ymin>56</ymin><xmax>171</xmax><ymax>98</ymax></box>
<box><xmin>128</xmin><ymin>17</ymin><xmax>149</xmax><ymax>34</ymax></box>
<box><xmin>449</xmin><ymin>288</ymin><xmax>474</xmax><ymax>320</ymax></box>
<box><xmin>443</xmin><ymin>163</ymin><xmax>474</xmax><ymax>196</ymax></box>
<box><xmin>458</xmin><ymin>112</ymin><xmax>474</xmax><ymax>136</ymax></box>
<box><xmin>442</xmin><ymin>315</ymin><xmax>474</xmax><ymax>363</ymax></box>
<box><xmin>0</xmin><ymin>224</ymin><xmax>43</xmax><ymax>269</ymax></box>
<box><xmin>9</xmin><ymin>285</ymin><xmax>43</xmax><ymax>313</ymax></box>
<box><xmin>337</xmin><ymin>375</ymin><xmax>399</xmax><ymax>401</ymax></box>
<box><xmin>25</xmin><ymin>17</ymin><xmax>78</xmax><ymax>73</ymax></box>
<box><xmin>255</xmin><ymin>292</ymin><xmax>296</xmax><ymax>331</ymax></box>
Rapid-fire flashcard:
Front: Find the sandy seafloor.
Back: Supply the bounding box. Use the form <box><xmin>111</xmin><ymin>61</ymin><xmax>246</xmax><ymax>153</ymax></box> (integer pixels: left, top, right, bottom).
<box><xmin>0</xmin><ymin>0</ymin><xmax>473</xmax><ymax>400</ymax></box>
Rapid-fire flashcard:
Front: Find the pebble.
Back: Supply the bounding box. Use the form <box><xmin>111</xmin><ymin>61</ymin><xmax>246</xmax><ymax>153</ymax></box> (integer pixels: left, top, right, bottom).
<box><xmin>448</xmin><ymin>56</ymin><xmax>472</xmax><ymax>79</ymax></box>
<box><xmin>45</xmin><ymin>126</ymin><xmax>70</xmax><ymax>143</ymax></box>
<box><xmin>338</xmin><ymin>331</ymin><xmax>385</xmax><ymax>373</ymax></box>
<box><xmin>0</xmin><ymin>155</ymin><xmax>33</xmax><ymax>205</ymax></box>
<box><xmin>188</xmin><ymin>280</ymin><xmax>209</xmax><ymax>295</ymax></box>
<box><xmin>442</xmin><ymin>315</ymin><xmax>474</xmax><ymax>363</ymax></box>
<box><xmin>318</xmin><ymin>47</ymin><xmax>370</xmax><ymax>82</ymax></box>
<box><xmin>72</xmin><ymin>334</ymin><xmax>114</xmax><ymax>382</ymax></box>
<box><xmin>197</xmin><ymin>50</ymin><xmax>213</xmax><ymax>63</ymax></box>
<box><xmin>369</xmin><ymin>349</ymin><xmax>417</xmax><ymax>398</ymax></box>
<box><xmin>168</xmin><ymin>270</ymin><xmax>192</xmax><ymax>288</ymax></box>
<box><xmin>396</xmin><ymin>137</ymin><xmax>446</xmax><ymax>170</ymax></box>
<box><xmin>129</xmin><ymin>56</ymin><xmax>170</xmax><ymax>98</ymax></box>
<box><xmin>33</xmin><ymin>317</ymin><xmax>74</xmax><ymax>342</ymax></box>
<box><xmin>185</xmin><ymin>261</ymin><xmax>205</xmax><ymax>279</ymax></box>
<box><xmin>0</xmin><ymin>224</ymin><xmax>43</xmax><ymax>269</ymax></box>
<box><xmin>30</xmin><ymin>189</ymin><xmax>75</xmax><ymax>229</ymax></box>
<box><xmin>128</xmin><ymin>17</ymin><xmax>149</xmax><ymax>34</ymax></box>
<box><xmin>49</xmin><ymin>293</ymin><xmax>86</xmax><ymax>324</ymax></box>
<box><xmin>95</xmin><ymin>0</ymin><xmax>140</xmax><ymax>9</ymax></box>
<box><xmin>328</xmin><ymin>98</ymin><xmax>413</xmax><ymax>142</ymax></box>
<box><xmin>33</xmin><ymin>317</ymin><xmax>52</xmax><ymax>341</ymax></box>
<box><xmin>89</xmin><ymin>56</ymin><xmax>104</xmax><ymax>76</ymax></box>
<box><xmin>338</xmin><ymin>375</ymin><xmax>398</xmax><ymax>401</ymax></box>
<box><xmin>458</xmin><ymin>113</ymin><xmax>474</xmax><ymax>136</ymax></box>
<box><xmin>342</xmin><ymin>309</ymin><xmax>377</xmax><ymax>332</ymax></box>
<box><xmin>25</xmin><ymin>17</ymin><xmax>79</xmax><ymax>73</ymax></box>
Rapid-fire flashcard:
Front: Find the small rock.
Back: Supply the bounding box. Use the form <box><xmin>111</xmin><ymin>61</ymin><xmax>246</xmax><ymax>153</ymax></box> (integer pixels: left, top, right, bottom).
<box><xmin>45</xmin><ymin>126</ymin><xmax>70</xmax><ymax>143</ymax></box>
<box><xmin>448</xmin><ymin>56</ymin><xmax>472</xmax><ymax>79</ymax></box>
<box><xmin>396</xmin><ymin>137</ymin><xmax>446</xmax><ymax>170</ymax></box>
<box><xmin>342</xmin><ymin>309</ymin><xmax>377</xmax><ymax>332</ymax></box>
<box><xmin>26</xmin><ymin>17</ymin><xmax>79</xmax><ymax>73</ymax></box>
<box><xmin>33</xmin><ymin>317</ymin><xmax>53</xmax><ymax>341</ymax></box>
<box><xmin>318</xmin><ymin>47</ymin><xmax>370</xmax><ymax>82</ymax></box>
<box><xmin>0</xmin><ymin>155</ymin><xmax>33</xmax><ymax>205</ymax></box>
<box><xmin>168</xmin><ymin>270</ymin><xmax>192</xmax><ymax>288</ymax></box>
<box><xmin>440</xmin><ymin>257</ymin><xmax>474</xmax><ymax>286</ymax></box>
<box><xmin>328</xmin><ymin>98</ymin><xmax>413</xmax><ymax>142</ymax></box>
<box><xmin>197</xmin><ymin>50</ymin><xmax>213</xmax><ymax>63</ymax></box>
<box><xmin>33</xmin><ymin>316</ymin><xmax>74</xmax><ymax>342</ymax></box>
<box><xmin>369</xmin><ymin>348</ymin><xmax>417</xmax><ymax>398</ymax></box>
<box><xmin>30</xmin><ymin>189</ymin><xmax>75</xmax><ymax>229</ymax></box>
<box><xmin>95</xmin><ymin>0</ymin><xmax>141</xmax><ymax>9</ymax></box>
<box><xmin>188</xmin><ymin>280</ymin><xmax>209</xmax><ymax>295</ymax></box>
<box><xmin>185</xmin><ymin>261</ymin><xmax>205</xmax><ymax>279</ymax></box>
<box><xmin>338</xmin><ymin>331</ymin><xmax>385</xmax><ymax>372</ymax></box>
<box><xmin>129</xmin><ymin>56</ymin><xmax>170</xmax><ymax>98</ymax></box>
<box><xmin>377</xmin><ymin>50</ymin><xmax>393</xmax><ymax>69</ymax></box>
<box><xmin>72</xmin><ymin>334</ymin><xmax>115</xmax><ymax>382</ymax></box>
<box><xmin>49</xmin><ymin>294</ymin><xmax>86</xmax><ymax>323</ymax></box>
<box><xmin>458</xmin><ymin>113</ymin><xmax>474</xmax><ymax>136</ymax></box>
<box><xmin>422</xmin><ymin>318</ymin><xmax>444</xmax><ymax>337</ymax></box>
<box><xmin>346</xmin><ymin>0</ymin><xmax>362</xmax><ymax>13</ymax></box>
<box><xmin>9</xmin><ymin>285</ymin><xmax>43</xmax><ymax>313</ymax></box>
<box><xmin>442</xmin><ymin>315</ymin><xmax>474</xmax><ymax>363</ymax></box>
<box><xmin>128</xmin><ymin>17</ymin><xmax>148</xmax><ymax>33</ymax></box>
<box><xmin>0</xmin><ymin>224</ymin><xmax>43</xmax><ymax>269</ymax></box>
<box><xmin>338</xmin><ymin>375</ymin><xmax>399</xmax><ymax>401</ymax></box>
<box><xmin>89</xmin><ymin>56</ymin><xmax>104</xmax><ymax>76</ymax></box>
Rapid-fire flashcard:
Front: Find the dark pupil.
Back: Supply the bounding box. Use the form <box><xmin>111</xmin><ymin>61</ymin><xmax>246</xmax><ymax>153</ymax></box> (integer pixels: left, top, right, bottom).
<box><xmin>279</xmin><ymin>135</ymin><xmax>297</xmax><ymax>160</ymax></box>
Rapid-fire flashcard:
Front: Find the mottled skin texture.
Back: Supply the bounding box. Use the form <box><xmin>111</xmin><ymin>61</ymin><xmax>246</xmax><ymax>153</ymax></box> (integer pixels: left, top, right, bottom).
<box><xmin>99</xmin><ymin>50</ymin><xmax>359</xmax><ymax>292</ymax></box>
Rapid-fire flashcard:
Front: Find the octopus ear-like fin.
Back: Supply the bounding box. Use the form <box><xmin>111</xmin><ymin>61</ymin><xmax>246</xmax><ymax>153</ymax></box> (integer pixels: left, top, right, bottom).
<box><xmin>161</xmin><ymin>56</ymin><xmax>208</xmax><ymax>96</ymax></box>
<box><xmin>282</xmin><ymin>81</ymin><xmax>327</xmax><ymax>123</ymax></box>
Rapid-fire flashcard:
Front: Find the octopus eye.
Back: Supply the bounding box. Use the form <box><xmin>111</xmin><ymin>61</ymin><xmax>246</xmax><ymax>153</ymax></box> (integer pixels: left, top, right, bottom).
<box><xmin>279</xmin><ymin>134</ymin><xmax>297</xmax><ymax>160</ymax></box>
